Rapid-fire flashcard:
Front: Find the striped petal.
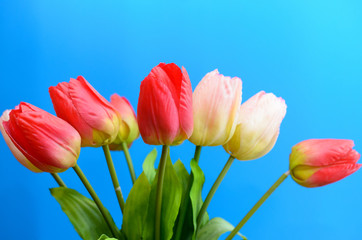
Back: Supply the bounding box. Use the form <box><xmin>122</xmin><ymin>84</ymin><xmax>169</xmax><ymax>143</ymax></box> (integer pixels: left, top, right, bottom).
<box><xmin>137</xmin><ymin>71</ymin><xmax>179</xmax><ymax>145</ymax></box>
<box><xmin>190</xmin><ymin>69</ymin><xmax>242</xmax><ymax>146</ymax></box>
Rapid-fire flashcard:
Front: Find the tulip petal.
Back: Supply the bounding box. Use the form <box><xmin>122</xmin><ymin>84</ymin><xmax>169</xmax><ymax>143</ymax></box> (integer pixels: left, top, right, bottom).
<box><xmin>179</xmin><ymin>67</ymin><xmax>193</xmax><ymax>138</ymax></box>
<box><xmin>289</xmin><ymin>139</ymin><xmax>361</xmax><ymax>187</ymax></box>
<box><xmin>2</xmin><ymin>103</ymin><xmax>81</xmax><ymax>173</ymax></box>
<box><xmin>225</xmin><ymin>91</ymin><xmax>286</xmax><ymax>160</ymax></box>
<box><xmin>191</xmin><ymin>69</ymin><xmax>242</xmax><ymax>146</ymax></box>
<box><xmin>156</xmin><ymin>64</ymin><xmax>193</xmax><ymax>139</ymax></box>
<box><xmin>159</xmin><ymin>63</ymin><xmax>182</xmax><ymax>106</ymax></box>
<box><xmin>1</xmin><ymin>110</ymin><xmax>42</xmax><ymax>172</ymax></box>
<box><xmin>110</xmin><ymin>94</ymin><xmax>139</xmax><ymax>145</ymax></box>
<box><xmin>307</xmin><ymin>163</ymin><xmax>362</xmax><ymax>187</ymax></box>
<box><xmin>138</xmin><ymin>72</ymin><xmax>179</xmax><ymax>145</ymax></box>
<box><xmin>137</xmin><ymin>63</ymin><xmax>193</xmax><ymax>145</ymax></box>
<box><xmin>49</xmin><ymin>82</ymin><xmax>94</xmax><ymax>146</ymax></box>
<box><xmin>68</xmin><ymin>76</ymin><xmax>119</xmax><ymax>144</ymax></box>
<box><xmin>4</xmin><ymin>105</ymin><xmax>46</xmax><ymax>169</ymax></box>
<box><xmin>16</xmin><ymin>111</ymin><xmax>80</xmax><ymax>171</ymax></box>
<box><xmin>110</xmin><ymin>94</ymin><xmax>136</xmax><ymax>120</ymax></box>
<box><xmin>294</xmin><ymin>139</ymin><xmax>359</xmax><ymax>167</ymax></box>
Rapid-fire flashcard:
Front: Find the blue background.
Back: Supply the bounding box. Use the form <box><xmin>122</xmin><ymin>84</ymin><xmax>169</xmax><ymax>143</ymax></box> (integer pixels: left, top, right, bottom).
<box><xmin>1</xmin><ymin>1</ymin><xmax>361</xmax><ymax>239</ymax></box>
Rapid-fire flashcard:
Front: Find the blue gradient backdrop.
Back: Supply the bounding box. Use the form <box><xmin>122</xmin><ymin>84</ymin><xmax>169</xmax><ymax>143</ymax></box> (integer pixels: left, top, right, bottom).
<box><xmin>1</xmin><ymin>1</ymin><xmax>361</xmax><ymax>239</ymax></box>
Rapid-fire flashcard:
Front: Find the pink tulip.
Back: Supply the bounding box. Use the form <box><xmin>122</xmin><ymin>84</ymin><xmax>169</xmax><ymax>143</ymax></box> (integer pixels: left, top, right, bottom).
<box><xmin>109</xmin><ymin>94</ymin><xmax>139</xmax><ymax>150</ymax></box>
<box><xmin>137</xmin><ymin>63</ymin><xmax>193</xmax><ymax>145</ymax></box>
<box><xmin>0</xmin><ymin>102</ymin><xmax>81</xmax><ymax>173</ymax></box>
<box><xmin>224</xmin><ymin>91</ymin><xmax>287</xmax><ymax>160</ymax></box>
<box><xmin>49</xmin><ymin>76</ymin><xmax>120</xmax><ymax>147</ymax></box>
<box><xmin>190</xmin><ymin>69</ymin><xmax>242</xmax><ymax>146</ymax></box>
<box><xmin>289</xmin><ymin>139</ymin><xmax>361</xmax><ymax>187</ymax></box>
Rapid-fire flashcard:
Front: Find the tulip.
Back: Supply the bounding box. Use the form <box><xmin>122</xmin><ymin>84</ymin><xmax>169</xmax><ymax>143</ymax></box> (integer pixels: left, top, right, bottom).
<box><xmin>289</xmin><ymin>139</ymin><xmax>361</xmax><ymax>187</ymax></box>
<box><xmin>0</xmin><ymin>102</ymin><xmax>81</xmax><ymax>173</ymax></box>
<box><xmin>224</xmin><ymin>91</ymin><xmax>287</xmax><ymax>160</ymax></box>
<box><xmin>109</xmin><ymin>94</ymin><xmax>139</xmax><ymax>150</ymax></box>
<box><xmin>49</xmin><ymin>76</ymin><xmax>120</xmax><ymax>147</ymax></box>
<box><xmin>137</xmin><ymin>63</ymin><xmax>193</xmax><ymax>145</ymax></box>
<box><xmin>189</xmin><ymin>69</ymin><xmax>242</xmax><ymax>146</ymax></box>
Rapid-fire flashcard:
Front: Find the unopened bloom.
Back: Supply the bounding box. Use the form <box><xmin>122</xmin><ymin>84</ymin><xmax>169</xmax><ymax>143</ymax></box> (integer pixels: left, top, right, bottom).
<box><xmin>290</xmin><ymin>139</ymin><xmax>361</xmax><ymax>188</ymax></box>
<box><xmin>0</xmin><ymin>102</ymin><xmax>81</xmax><ymax>173</ymax></box>
<box><xmin>49</xmin><ymin>76</ymin><xmax>120</xmax><ymax>147</ymax></box>
<box><xmin>224</xmin><ymin>91</ymin><xmax>287</xmax><ymax>160</ymax></box>
<box><xmin>137</xmin><ymin>63</ymin><xmax>193</xmax><ymax>145</ymax></box>
<box><xmin>109</xmin><ymin>94</ymin><xmax>139</xmax><ymax>150</ymax></box>
<box><xmin>189</xmin><ymin>69</ymin><xmax>242</xmax><ymax>146</ymax></box>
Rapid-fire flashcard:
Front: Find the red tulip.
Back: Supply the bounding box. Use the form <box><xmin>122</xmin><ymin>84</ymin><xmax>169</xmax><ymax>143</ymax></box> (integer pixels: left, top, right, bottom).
<box><xmin>137</xmin><ymin>63</ymin><xmax>193</xmax><ymax>145</ymax></box>
<box><xmin>49</xmin><ymin>76</ymin><xmax>120</xmax><ymax>147</ymax></box>
<box><xmin>0</xmin><ymin>102</ymin><xmax>81</xmax><ymax>173</ymax></box>
<box><xmin>289</xmin><ymin>139</ymin><xmax>361</xmax><ymax>187</ymax></box>
<box><xmin>109</xmin><ymin>94</ymin><xmax>139</xmax><ymax>150</ymax></box>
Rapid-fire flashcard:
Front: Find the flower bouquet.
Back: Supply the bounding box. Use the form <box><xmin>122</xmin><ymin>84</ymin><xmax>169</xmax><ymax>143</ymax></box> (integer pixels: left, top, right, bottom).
<box><xmin>1</xmin><ymin>63</ymin><xmax>360</xmax><ymax>240</ymax></box>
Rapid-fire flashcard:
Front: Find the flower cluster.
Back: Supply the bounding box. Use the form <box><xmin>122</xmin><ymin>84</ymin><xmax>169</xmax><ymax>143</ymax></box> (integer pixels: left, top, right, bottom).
<box><xmin>1</xmin><ymin>63</ymin><xmax>360</xmax><ymax>240</ymax></box>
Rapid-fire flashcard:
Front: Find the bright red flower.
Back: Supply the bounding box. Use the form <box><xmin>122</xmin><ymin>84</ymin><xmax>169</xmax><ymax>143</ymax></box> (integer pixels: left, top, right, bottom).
<box><xmin>137</xmin><ymin>63</ymin><xmax>193</xmax><ymax>145</ymax></box>
<box><xmin>49</xmin><ymin>76</ymin><xmax>120</xmax><ymax>147</ymax></box>
<box><xmin>289</xmin><ymin>139</ymin><xmax>361</xmax><ymax>187</ymax></box>
<box><xmin>0</xmin><ymin>102</ymin><xmax>81</xmax><ymax>173</ymax></box>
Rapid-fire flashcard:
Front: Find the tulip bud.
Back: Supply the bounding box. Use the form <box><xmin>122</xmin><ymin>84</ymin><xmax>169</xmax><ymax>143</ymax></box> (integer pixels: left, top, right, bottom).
<box><xmin>289</xmin><ymin>139</ymin><xmax>361</xmax><ymax>187</ymax></box>
<box><xmin>137</xmin><ymin>63</ymin><xmax>193</xmax><ymax>145</ymax></box>
<box><xmin>0</xmin><ymin>102</ymin><xmax>81</xmax><ymax>173</ymax></box>
<box><xmin>49</xmin><ymin>76</ymin><xmax>120</xmax><ymax>147</ymax></box>
<box><xmin>223</xmin><ymin>91</ymin><xmax>287</xmax><ymax>160</ymax></box>
<box><xmin>108</xmin><ymin>94</ymin><xmax>139</xmax><ymax>150</ymax></box>
<box><xmin>189</xmin><ymin>69</ymin><xmax>242</xmax><ymax>146</ymax></box>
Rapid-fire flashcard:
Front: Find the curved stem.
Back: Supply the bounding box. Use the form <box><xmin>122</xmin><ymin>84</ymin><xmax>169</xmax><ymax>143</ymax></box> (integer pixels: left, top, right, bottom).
<box><xmin>155</xmin><ymin>145</ymin><xmax>170</xmax><ymax>240</ymax></box>
<box><xmin>51</xmin><ymin>173</ymin><xmax>67</xmax><ymax>187</ymax></box>
<box><xmin>197</xmin><ymin>155</ymin><xmax>235</xmax><ymax>230</ymax></box>
<box><xmin>174</xmin><ymin>146</ymin><xmax>202</xmax><ymax>240</ymax></box>
<box><xmin>225</xmin><ymin>171</ymin><xmax>290</xmax><ymax>240</ymax></box>
<box><xmin>102</xmin><ymin>145</ymin><xmax>125</xmax><ymax>213</ymax></box>
<box><xmin>72</xmin><ymin>164</ymin><xmax>119</xmax><ymax>238</ymax></box>
<box><xmin>121</xmin><ymin>141</ymin><xmax>137</xmax><ymax>184</ymax></box>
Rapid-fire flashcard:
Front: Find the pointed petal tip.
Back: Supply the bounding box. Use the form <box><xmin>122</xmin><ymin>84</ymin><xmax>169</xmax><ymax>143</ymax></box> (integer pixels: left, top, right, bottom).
<box><xmin>110</xmin><ymin>93</ymin><xmax>120</xmax><ymax>99</ymax></box>
<box><xmin>76</xmin><ymin>75</ymin><xmax>86</xmax><ymax>81</ymax></box>
<box><xmin>110</xmin><ymin>93</ymin><xmax>122</xmax><ymax>103</ymax></box>
<box><xmin>211</xmin><ymin>69</ymin><xmax>219</xmax><ymax>74</ymax></box>
<box><xmin>181</xmin><ymin>66</ymin><xmax>188</xmax><ymax>74</ymax></box>
<box><xmin>351</xmin><ymin>149</ymin><xmax>361</xmax><ymax>163</ymax></box>
<box><xmin>1</xmin><ymin>109</ymin><xmax>11</xmax><ymax>122</ymax></box>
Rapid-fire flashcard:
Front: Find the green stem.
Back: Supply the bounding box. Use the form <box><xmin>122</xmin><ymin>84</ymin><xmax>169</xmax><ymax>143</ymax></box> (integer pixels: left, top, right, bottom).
<box><xmin>155</xmin><ymin>145</ymin><xmax>170</xmax><ymax>240</ymax></box>
<box><xmin>174</xmin><ymin>146</ymin><xmax>202</xmax><ymax>240</ymax></box>
<box><xmin>51</xmin><ymin>173</ymin><xmax>67</xmax><ymax>187</ymax></box>
<box><xmin>121</xmin><ymin>141</ymin><xmax>137</xmax><ymax>184</ymax></box>
<box><xmin>72</xmin><ymin>164</ymin><xmax>120</xmax><ymax>238</ymax></box>
<box><xmin>193</xmin><ymin>145</ymin><xmax>202</xmax><ymax>164</ymax></box>
<box><xmin>197</xmin><ymin>155</ymin><xmax>235</xmax><ymax>230</ymax></box>
<box><xmin>102</xmin><ymin>145</ymin><xmax>125</xmax><ymax>213</ymax></box>
<box><xmin>225</xmin><ymin>170</ymin><xmax>290</xmax><ymax>240</ymax></box>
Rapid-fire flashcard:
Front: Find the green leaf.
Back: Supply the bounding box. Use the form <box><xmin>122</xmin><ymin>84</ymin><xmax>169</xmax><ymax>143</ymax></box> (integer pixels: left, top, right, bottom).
<box><xmin>172</xmin><ymin>160</ymin><xmax>194</xmax><ymax>240</ymax></box>
<box><xmin>122</xmin><ymin>173</ymin><xmax>151</xmax><ymax>240</ymax></box>
<box><xmin>196</xmin><ymin>217</ymin><xmax>247</xmax><ymax>240</ymax></box>
<box><xmin>142</xmin><ymin>148</ymin><xmax>158</xmax><ymax>184</ymax></box>
<box><xmin>143</xmin><ymin>156</ymin><xmax>183</xmax><ymax>240</ymax></box>
<box><xmin>173</xmin><ymin>159</ymin><xmax>190</xmax><ymax>197</ymax></box>
<box><xmin>50</xmin><ymin>187</ymin><xmax>118</xmax><ymax>240</ymax></box>
<box><xmin>190</xmin><ymin>159</ymin><xmax>209</xmax><ymax>239</ymax></box>
<box><xmin>97</xmin><ymin>234</ymin><xmax>118</xmax><ymax>240</ymax></box>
